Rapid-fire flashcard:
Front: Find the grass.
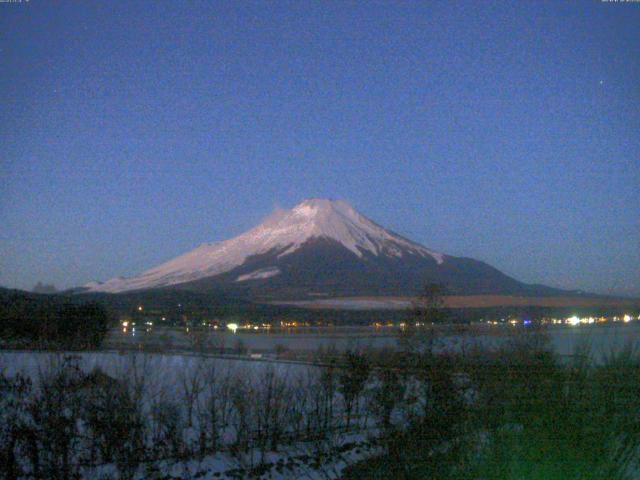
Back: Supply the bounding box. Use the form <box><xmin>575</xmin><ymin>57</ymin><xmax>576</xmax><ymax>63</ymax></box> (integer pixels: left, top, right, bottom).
<box><xmin>343</xmin><ymin>333</ymin><xmax>640</xmax><ymax>480</ymax></box>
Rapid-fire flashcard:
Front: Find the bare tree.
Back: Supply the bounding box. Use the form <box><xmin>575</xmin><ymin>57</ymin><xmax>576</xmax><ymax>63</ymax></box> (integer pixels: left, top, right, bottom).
<box><xmin>150</xmin><ymin>395</ymin><xmax>184</xmax><ymax>459</ymax></box>
<box><xmin>229</xmin><ymin>374</ymin><xmax>252</xmax><ymax>453</ymax></box>
<box><xmin>401</xmin><ymin>282</ymin><xmax>449</xmax><ymax>356</ymax></box>
<box><xmin>370</xmin><ymin>368</ymin><xmax>406</xmax><ymax>435</ymax></box>
<box><xmin>0</xmin><ymin>372</ymin><xmax>33</xmax><ymax>480</ymax></box>
<box><xmin>32</xmin><ymin>356</ymin><xmax>85</xmax><ymax>480</ymax></box>
<box><xmin>179</xmin><ymin>358</ymin><xmax>206</xmax><ymax>427</ymax></box>
<box><xmin>200</xmin><ymin>364</ymin><xmax>235</xmax><ymax>454</ymax></box>
<box><xmin>254</xmin><ymin>365</ymin><xmax>292</xmax><ymax>461</ymax></box>
<box><xmin>338</xmin><ymin>351</ymin><xmax>370</xmax><ymax>430</ymax></box>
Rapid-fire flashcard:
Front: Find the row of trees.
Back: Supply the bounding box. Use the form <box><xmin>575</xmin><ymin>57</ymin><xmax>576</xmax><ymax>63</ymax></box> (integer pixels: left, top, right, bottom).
<box><xmin>0</xmin><ymin>350</ymin><xmax>381</xmax><ymax>479</ymax></box>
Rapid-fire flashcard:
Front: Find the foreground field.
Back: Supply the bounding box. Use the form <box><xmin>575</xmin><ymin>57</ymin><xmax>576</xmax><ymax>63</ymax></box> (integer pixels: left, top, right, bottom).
<box><xmin>0</xmin><ymin>350</ymin><xmax>376</xmax><ymax>479</ymax></box>
<box><xmin>2</xmin><ymin>327</ymin><xmax>640</xmax><ymax>479</ymax></box>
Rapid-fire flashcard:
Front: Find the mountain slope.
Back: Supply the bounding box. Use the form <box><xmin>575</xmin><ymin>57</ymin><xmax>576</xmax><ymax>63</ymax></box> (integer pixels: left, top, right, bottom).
<box><xmin>84</xmin><ymin>198</ymin><xmax>565</xmax><ymax>298</ymax></box>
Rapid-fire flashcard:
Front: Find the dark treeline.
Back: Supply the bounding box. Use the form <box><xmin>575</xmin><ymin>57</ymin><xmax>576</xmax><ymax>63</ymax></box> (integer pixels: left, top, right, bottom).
<box><xmin>0</xmin><ymin>284</ymin><xmax>625</xmax><ymax>327</ymax></box>
<box><xmin>73</xmin><ymin>288</ymin><xmax>640</xmax><ymax>326</ymax></box>
<box><xmin>3</xmin><ymin>285</ymin><xmax>637</xmax><ymax>330</ymax></box>
<box><xmin>182</xmin><ymin>304</ymin><xmax>639</xmax><ymax>326</ymax></box>
<box><xmin>0</xmin><ymin>289</ymin><xmax>110</xmax><ymax>349</ymax></box>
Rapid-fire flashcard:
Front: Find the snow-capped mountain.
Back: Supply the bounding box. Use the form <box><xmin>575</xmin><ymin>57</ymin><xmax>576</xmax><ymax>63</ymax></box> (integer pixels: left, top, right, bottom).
<box><xmin>84</xmin><ymin>199</ymin><xmax>560</xmax><ymax>298</ymax></box>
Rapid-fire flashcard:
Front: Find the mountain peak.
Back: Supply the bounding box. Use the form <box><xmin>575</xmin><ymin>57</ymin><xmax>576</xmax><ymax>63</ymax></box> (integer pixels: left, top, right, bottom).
<box><xmin>296</xmin><ymin>197</ymin><xmax>350</xmax><ymax>207</ymax></box>
<box><xmin>297</xmin><ymin>197</ymin><xmax>342</xmax><ymax>207</ymax></box>
<box><xmin>85</xmin><ymin>199</ymin><xmax>444</xmax><ymax>293</ymax></box>
<box><xmin>292</xmin><ymin>198</ymin><xmax>355</xmax><ymax>218</ymax></box>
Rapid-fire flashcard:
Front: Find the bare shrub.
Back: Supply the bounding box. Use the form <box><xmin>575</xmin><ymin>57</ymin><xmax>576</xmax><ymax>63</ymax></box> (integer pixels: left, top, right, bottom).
<box><xmin>254</xmin><ymin>365</ymin><xmax>290</xmax><ymax>460</ymax></box>
<box><xmin>0</xmin><ymin>372</ymin><xmax>33</xmax><ymax>480</ymax></box>
<box><xmin>150</xmin><ymin>398</ymin><xmax>184</xmax><ymax>459</ymax></box>
<box><xmin>200</xmin><ymin>363</ymin><xmax>234</xmax><ymax>454</ymax></box>
<box><xmin>179</xmin><ymin>359</ymin><xmax>206</xmax><ymax>428</ymax></box>
<box><xmin>229</xmin><ymin>372</ymin><xmax>253</xmax><ymax>452</ymax></box>
<box><xmin>338</xmin><ymin>351</ymin><xmax>370</xmax><ymax>430</ymax></box>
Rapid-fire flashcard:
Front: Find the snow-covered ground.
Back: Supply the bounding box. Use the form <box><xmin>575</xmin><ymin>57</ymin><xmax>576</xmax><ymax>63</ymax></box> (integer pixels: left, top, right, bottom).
<box><xmin>0</xmin><ymin>350</ymin><xmax>308</xmax><ymax>387</ymax></box>
<box><xmin>0</xmin><ymin>351</ymin><xmax>380</xmax><ymax>479</ymax></box>
<box><xmin>86</xmin><ymin>433</ymin><xmax>379</xmax><ymax>480</ymax></box>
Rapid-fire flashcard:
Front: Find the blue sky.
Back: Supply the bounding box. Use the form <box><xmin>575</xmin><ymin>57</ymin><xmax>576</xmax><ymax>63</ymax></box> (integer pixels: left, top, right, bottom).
<box><xmin>1</xmin><ymin>1</ymin><xmax>639</xmax><ymax>296</ymax></box>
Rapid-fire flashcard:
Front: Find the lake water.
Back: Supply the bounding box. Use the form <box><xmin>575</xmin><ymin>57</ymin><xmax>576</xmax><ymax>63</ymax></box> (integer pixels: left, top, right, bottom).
<box><xmin>105</xmin><ymin>321</ymin><xmax>640</xmax><ymax>359</ymax></box>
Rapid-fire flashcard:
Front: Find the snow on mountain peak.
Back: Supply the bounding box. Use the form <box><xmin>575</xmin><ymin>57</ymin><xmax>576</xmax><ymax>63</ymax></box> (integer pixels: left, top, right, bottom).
<box><xmin>85</xmin><ymin>199</ymin><xmax>444</xmax><ymax>293</ymax></box>
<box><xmin>292</xmin><ymin>198</ymin><xmax>355</xmax><ymax>218</ymax></box>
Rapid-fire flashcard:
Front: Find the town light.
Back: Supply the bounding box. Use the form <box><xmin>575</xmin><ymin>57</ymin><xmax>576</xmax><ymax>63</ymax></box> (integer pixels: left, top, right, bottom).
<box><xmin>227</xmin><ymin>323</ymin><xmax>239</xmax><ymax>333</ymax></box>
<box><xmin>567</xmin><ymin>316</ymin><xmax>580</xmax><ymax>326</ymax></box>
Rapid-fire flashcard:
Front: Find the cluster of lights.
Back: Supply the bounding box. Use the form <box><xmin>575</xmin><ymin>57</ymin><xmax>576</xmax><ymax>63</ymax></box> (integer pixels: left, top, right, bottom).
<box><xmin>121</xmin><ymin>309</ymin><xmax>639</xmax><ymax>335</ymax></box>
<box><xmin>481</xmin><ymin>314</ymin><xmax>639</xmax><ymax>327</ymax></box>
<box><xmin>372</xmin><ymin>322</ymin><xmax>395</xmax><ymax>328</ymax></box>
<box><xmin>280</xmin><ymin>321</ymin><xmax>302</xmax><ymax>328</ymax></box>
<box><xmin>566</xmin><ymin>314</ymin><xmax>637</xmax><ymax>326</ymax></box>
<box><xmin>483</xmin><ymin>319</ymin><xmax>521</xmax><ymax>326</ymax></box>
<box><xmin>397</xmin><ymin>322</ymin><xmax>437</xmax><ymax>329</ymax></box>
<box><xmin>226</xmin><ymin>322</ymin><xmax>273</xmax><ymax>333</ymax></box>
<box><xmin>198</xmin><ymin>321</ymin><xmax>222</xmax><ymax>328</ymax></box>
<box><xmin>121</xmin><ymin>318</ymin><xmax>155</xmax><ymax>334</ymax></box>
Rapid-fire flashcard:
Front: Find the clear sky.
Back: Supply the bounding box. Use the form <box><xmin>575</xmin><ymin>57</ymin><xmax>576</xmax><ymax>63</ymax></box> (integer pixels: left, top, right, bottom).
<box><xmin>1</xmin><ymin>1</ymin><xmax>639</xmax><ymax>296</ymax></box>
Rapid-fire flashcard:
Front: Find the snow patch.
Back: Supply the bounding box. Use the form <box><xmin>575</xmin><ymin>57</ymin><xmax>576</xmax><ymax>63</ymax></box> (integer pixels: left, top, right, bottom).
<box><xmin>236</xmin><ymin>267</ymin><xmax>281</xmax><ymax>282</ymax></box>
